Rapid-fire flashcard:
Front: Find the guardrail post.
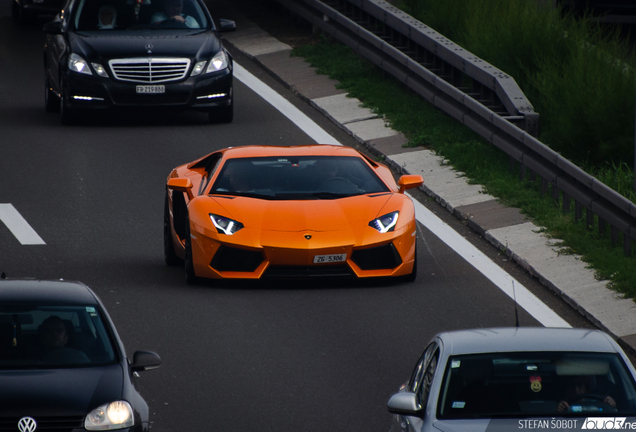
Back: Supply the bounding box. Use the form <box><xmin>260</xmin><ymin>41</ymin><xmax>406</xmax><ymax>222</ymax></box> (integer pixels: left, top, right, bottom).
<box><xmin>612</xmin><ymin>226</ymin><xmax>619</xmax><ymax>245</ymax></box>
<box><xmin>563</xmin><ymin>193</ymin><xmax>571</xmax><ymax>213</ymax></box>
<box><xmin>586</xmin><ymin>208</ymin><xmax>594</xmax><ymax>229</ymax></box>
<box><xmin>599</xmin><ymin>218</ymin><xmax>607</xmax><ymax>235</ymax></box>
<box><xmin>575</xmin><ymin>201</ymin><xmax>583</xmax><ymax>222</ymax></box>
<box><xmin>625</xmin><ymin>236</ymin><xmax>633</xmax><ymax>256</ymax></box>
<box><xmin>541</xmin><ymin>178</ymin><xmax>549</xmax><ymax>196</ymax></box>
<box><xmin>552</xmin><ymin>184</ymin><xmax>560</xmax><ymax>202</ymax></box>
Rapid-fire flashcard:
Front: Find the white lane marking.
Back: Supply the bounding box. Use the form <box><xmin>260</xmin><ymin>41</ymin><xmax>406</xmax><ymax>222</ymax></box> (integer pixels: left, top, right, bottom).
<box><xmin>234</xmin><ymin>63</ymin><xmax>342</xmax><ymax>146</ymax></box>
<box><xmin>410</xmin><ymin>196</ymin><xmax>570</xmax><ymax>328</ymax></box>
<box><xmin>0</xmin><ymin>204</ymin><xmax>46</xmax><ymax>245</ymax></box>
<box><xmin>235</xmin><ymin>59</ymin><xmax>570</xmax><ymax>328</ymax></box>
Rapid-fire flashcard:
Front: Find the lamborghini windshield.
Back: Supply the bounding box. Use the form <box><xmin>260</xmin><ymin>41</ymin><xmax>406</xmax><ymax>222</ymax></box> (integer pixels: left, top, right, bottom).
<box><xmin>72</xmin><ymin>0</ymin><xmax>210</xmax><ymax>31</ymax></box>
<box><xmin>210</xmin><ymin>156</ymin><xmax>390</xmax><ymax>199</ymax></box>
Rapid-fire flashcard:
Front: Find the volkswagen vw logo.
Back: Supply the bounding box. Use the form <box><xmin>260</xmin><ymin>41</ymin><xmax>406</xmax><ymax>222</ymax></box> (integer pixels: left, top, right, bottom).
<box><xmin>145</xmin><ymin>43</ymin><xmax>153</xmax><ymax>53</ymax></box>
<box><xmin>18</xmin><ymin>417</ymin><xmax>37</xmax><ymax>432</ymax></box>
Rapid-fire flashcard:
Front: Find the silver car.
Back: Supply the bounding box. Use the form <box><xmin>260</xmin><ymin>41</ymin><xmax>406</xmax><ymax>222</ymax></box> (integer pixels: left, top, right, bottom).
<box><xmin>387</xmin><ymin>328</ymin><xmax>636</xmax><ymax>431</ymax></box>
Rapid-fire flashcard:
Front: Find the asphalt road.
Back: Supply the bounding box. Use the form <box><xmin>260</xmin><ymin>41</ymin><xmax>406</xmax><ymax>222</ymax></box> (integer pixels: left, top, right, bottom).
<box><xmin>0</xmin><ymin>1</ymin><xmax>599</xmax><ymax>431</ymax></box>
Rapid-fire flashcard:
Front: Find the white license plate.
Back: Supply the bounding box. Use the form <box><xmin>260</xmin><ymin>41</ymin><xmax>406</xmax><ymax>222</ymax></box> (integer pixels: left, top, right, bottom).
<box><xmin>313</xmin><ymin>253</ymin><xmax>347</xmax><ymax>264</ymax></box>
<box><xmin>136</xmin><ymin>85</ymin><xmax>165</xmax><ymax>94</ymax></box>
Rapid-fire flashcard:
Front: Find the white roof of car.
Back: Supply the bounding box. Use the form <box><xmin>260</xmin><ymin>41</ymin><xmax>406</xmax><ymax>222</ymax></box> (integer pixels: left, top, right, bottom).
<box><xmin>437</xmin><ymin>327</ymin><xmax>618</xmax><ymax>356</ymax></box>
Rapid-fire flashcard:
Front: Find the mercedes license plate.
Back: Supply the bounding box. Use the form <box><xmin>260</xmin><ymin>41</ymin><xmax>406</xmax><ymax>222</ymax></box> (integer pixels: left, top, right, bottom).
<box><xmin>136</xmin><ymin>85</ymin><xmax>165</xmax><ymax>94</ymax></box>
<box><xmin>313</xmin><ymin>254</ymin><xmax>347</xmax><ymax>264</ymax></box>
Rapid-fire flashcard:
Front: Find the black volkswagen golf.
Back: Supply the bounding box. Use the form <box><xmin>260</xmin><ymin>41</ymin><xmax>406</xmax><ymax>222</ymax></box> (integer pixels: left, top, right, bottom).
<box><xmin>43</xmin><ymin>0</ymin><xmax>235</xmax><ymax>124</ymax></box>
<box><xmin>0</xmin><ymin>279</ymin><xmax>161</xmax><ymax>431</ymax></box>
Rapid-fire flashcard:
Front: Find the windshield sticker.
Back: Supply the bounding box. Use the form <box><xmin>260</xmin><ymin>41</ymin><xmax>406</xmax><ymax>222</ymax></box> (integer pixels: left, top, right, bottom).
<box><xmin>86</xmin><ymin>306</ymin><xmax>97</xmax><ymax>316</ymax></box>
<box><xmin>451</xmin><ymin>360</ymin><xmax>461</xmax><ymax>368</ymax></box>
<box><xmin>452</xmin><ymin>401</ymin><xmax>466</xmax><ymax>409</ymax></box>
<box><xmin>529</xmin><ymin>376</ymin><xmax>542</xmax><ymax>392</ymax></box>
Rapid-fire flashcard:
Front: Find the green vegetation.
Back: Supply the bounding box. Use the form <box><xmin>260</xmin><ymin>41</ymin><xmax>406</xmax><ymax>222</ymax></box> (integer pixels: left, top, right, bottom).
<box><xmin>399</xmin><ymin>0</ymin><xmax>636</xmax><ymax>173</ymax></box>
<box><xmin>292</xmin><ymin>33</ymin><xmax>636</xmax><ymax>296</ymax></box>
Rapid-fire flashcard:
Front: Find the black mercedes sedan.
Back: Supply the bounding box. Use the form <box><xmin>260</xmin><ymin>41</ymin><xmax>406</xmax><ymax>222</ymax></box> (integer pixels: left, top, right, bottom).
<box><xmin>43</xmin><ymin>0</ymin><xmax>235</xmax><ymax>124</ymax></box>
<box><xmin>0</xmin><ymin>279</ymin><xmax>161</xmax><ymax>432</ymax></box>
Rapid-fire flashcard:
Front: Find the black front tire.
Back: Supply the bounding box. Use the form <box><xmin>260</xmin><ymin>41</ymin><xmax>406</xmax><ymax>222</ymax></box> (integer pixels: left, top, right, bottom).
<box><xmin>184</xmin><ymin>217</ymin><xmax>199</xmax><ymax>285</ymax></box>
<box><xmin>164</xmin><ymin>193</ymin><xmax>182</xmax><ymax>266</ymax></box>
<box><xmin>208</xmin><ymin>93</ymin><xmax>233</xmax><ymax>123</ymax></box>
<box><xmin>45</xmin><ymin>74</ymin><xmax>60</xmax><ymax>113</ymax></box>
<box><xmin>12</xmin><ymin>0</ymin><xmax>32</xmax><ymax>23</ymax></box>
<box><xmin>403</xmin><ymin>243</ymin><xmax>417</xmax><ymax>282</ymax></box>
<box><xmin>60</xmin><ymin>93</ymin><xmax>76</xmax><ymax>125</ymax></box>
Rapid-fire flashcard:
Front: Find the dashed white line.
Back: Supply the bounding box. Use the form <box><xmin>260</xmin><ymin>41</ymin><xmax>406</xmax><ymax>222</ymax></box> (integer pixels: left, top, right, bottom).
<box><xmin>0</xmin><ymin>204</ymin><xmax>46</xmax><ymax>245</ymax></box>
<box><xmin>234</xmin><ymin>59</ymin><xmax>571</xmax><ymax>328</ymax></box>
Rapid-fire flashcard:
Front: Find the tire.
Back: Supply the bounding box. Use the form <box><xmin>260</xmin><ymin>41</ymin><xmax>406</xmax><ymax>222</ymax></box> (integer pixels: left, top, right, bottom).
<box><xmin>44</xmin><ymin>74</ymin><xmax>60</xmax><ymax>113</ymax></box>
<box><xmin>13</xmin><ymin>0</ymin><xmax>32</xmax><ymax>24</ymax></box>
<box><xmin>11</xmin><ymin>0</ymin><xmax>19</xmax><ymax>19</ymax></box>
<box><xmin>208</xmin><ymin>94</ymin><xmax>233</xmax><ymax>124</ymax></box>
<box><xmin>403</xmin><ymin>242</ymin><xmax>417</xmax><ymax>282</ymax></box>
<box><xmin>60</xmin><ymin>92</ymin><xmax>76</xmax><ymax>125</ymax></box>
<box><xmin>184</xmin><ymin>216</ymin><xmax>199</xmax><ymax>285</ymax></box>
<box><xmin>164</xmin><ymin>193</ymin><xmax>182</xmax><ymax>266</ymax></box>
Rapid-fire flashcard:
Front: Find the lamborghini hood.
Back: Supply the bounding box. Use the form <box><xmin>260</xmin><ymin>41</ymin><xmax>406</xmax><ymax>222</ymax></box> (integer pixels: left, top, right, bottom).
<box><xmin>208</xmin><ymin>193</ymin><xmax>400</xmax><ymax>232</ymax></box>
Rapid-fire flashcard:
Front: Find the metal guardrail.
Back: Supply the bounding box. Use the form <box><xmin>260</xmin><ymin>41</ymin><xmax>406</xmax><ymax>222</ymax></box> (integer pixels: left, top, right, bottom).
<box><xmin>273</xmin><ymin>0</ymin><xmax>636</xmax><ymax>256</ymax></box>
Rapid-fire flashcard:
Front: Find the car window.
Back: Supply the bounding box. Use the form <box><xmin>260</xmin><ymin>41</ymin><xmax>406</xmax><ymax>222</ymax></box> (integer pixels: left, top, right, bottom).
<box><xmin>71</xmin><ymin>0</ymin><xmax>209</xmax><ymax>31</ymax></box>
<box><xmin>209</xmin><ymin>156</ymin><xmax>390</xmax><ymax>199</ymax></box>
<box><xmin>199</xmin><ymin>153</ymin><xmax>223</xmax><ymax>195</ymax></box>
<box><xmin>437</xmin><ymin>351</ymin><xmax>636</xmax><ymax>418</ymax></box>
<box><xmin>0</xmin><ymin>305</ymin><xmax>117</xmax><ymax>368</ymax></box>
<box><xmin>408</xmin><ymin>342</ymin><xmax>440</xmax><ymax>410</ymax></box>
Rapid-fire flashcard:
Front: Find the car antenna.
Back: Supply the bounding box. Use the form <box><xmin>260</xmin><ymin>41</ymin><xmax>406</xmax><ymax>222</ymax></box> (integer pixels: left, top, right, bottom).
<box><xmin>512</xmin><ymin>280</ymin><xmax>520</xmax><ymax>328</ymax></box>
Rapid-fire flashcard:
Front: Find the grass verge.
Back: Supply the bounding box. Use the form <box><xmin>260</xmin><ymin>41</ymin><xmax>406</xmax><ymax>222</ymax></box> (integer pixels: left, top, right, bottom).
<box><xmin>293</xmin><ymin>37</ymin><xmax>636</xmax><ymax>297</ymax></box>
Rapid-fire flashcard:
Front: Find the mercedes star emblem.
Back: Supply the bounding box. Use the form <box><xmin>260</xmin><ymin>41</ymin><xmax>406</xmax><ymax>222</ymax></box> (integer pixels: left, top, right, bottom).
<box><xmin>304</xmin><ymin>235</ymin><xmax>312</xmax><ymax>240</ymax></box>
<box><xmin>18</xmin><ymin>417</ymin><xmax>37</xmax><ymax>432</ymax></box>
<box><xmin>145</xmin><ymin>43</ymin><xmax>153</xmax><ymax>53</ymax></box>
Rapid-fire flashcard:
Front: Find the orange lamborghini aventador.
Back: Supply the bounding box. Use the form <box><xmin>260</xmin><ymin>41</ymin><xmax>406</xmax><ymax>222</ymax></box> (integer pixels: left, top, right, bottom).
<box><xmin>164</xmin><ymin>145</ymin><xmax>424</xmax><ymax>284</ymax></box>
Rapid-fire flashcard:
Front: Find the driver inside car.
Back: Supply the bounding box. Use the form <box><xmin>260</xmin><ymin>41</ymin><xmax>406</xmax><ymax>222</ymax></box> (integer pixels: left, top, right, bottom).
<box><xmin>151</xmin><ymin>0</ymin><xmax>199</xmax><ymax>28</ymax></box>
<box><xmin>557</xmin><ymin>375</ymin><xmax>617</xmax><ymax>412</ymax></box>
<box><xmin>97</xmin><ymin>5</ymin><xmax>117</xmax><ymax>29</ymax></box>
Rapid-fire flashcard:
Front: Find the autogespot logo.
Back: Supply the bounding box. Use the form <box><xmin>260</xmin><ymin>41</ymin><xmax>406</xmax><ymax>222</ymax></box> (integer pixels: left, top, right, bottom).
<box><xmin>17</xmin><ymin>417</ymin><xmax>37</xmax><ymax>432</ymax></box>
<box><xmin>582</xmin><ymin>418</ymin><xmax>630</xmax><ymax>429</ymax></box>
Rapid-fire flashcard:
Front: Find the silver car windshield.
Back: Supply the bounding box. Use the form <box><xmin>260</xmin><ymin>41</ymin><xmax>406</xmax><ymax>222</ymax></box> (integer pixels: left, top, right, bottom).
<box><xmin>210</xmin><ymin>156</ymin><xmax>391</xmax><ymax>200</ymax></box>
<box><xmin>0</xmin><ymin>305</ymin><xmax>117</xmax><ymax>369</ymax></box>
<box><xmin>72</xmin><ymin>0</ymin><xmax>209</xmax><ymax>31</ymax></box>
<box><xmin>438</xmin><ymin>352</ymin><xmax>636</xmax><ymax>418</ymax></box>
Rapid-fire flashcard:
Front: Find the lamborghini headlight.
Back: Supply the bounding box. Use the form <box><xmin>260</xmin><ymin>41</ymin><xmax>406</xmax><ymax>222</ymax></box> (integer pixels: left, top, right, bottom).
<box><xmin>85</xmin><ymin>401</ymin><xmax>134</xmax><ymax>430</ymax></box>
<box><xmin>369</xmin><ymin>211</ymin><xmax>399</xmax><ymax>233</ymax></box>
<box><xmin>206</xmin><ymin>51</ymin><xmax>228</xmax><ymax>73</ymax></box>
<box><xmin>68</xmin><ymin>53</ymin><xmax>92</xmax><ymax>75</ymax></box>
<box><xmin>210</xmin><ymin>213</ymin><xmax>243</xmax><ymax>235</ymax></box>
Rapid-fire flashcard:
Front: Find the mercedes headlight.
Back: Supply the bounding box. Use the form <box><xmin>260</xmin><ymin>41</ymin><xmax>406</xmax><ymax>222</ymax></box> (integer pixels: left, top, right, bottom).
<box><xmin>85</xmin><ymin>401</ymin><xmax>134</xmax><ymax>430</ymax></box>
<box><xmin>369</xmin><ymin>211</ymin><xmax>399</xmax><ymax>233</ymax></box>
<box><xmin>68</xmin><ymin>53</ymin><xmax>92</xmax><ymax>75</ymax></box>
<box><xmin>206</xmin><ymin>51</ymin><xmax>228</xmax><ymax>73</ymax></box>
<box><xmin>210</xmin><ymin>213</ymin><xmax>243</xmax><ymax>235</ymax></box>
